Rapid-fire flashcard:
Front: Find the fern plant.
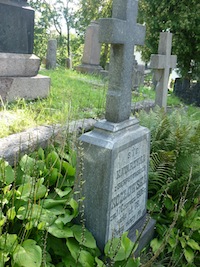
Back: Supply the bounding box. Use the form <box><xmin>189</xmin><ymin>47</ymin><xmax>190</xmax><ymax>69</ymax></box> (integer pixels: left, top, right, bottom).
<box><xmin>138</xmin><ymin>107</ymin><xmax>200</xmax><ymax>201</ymax></box>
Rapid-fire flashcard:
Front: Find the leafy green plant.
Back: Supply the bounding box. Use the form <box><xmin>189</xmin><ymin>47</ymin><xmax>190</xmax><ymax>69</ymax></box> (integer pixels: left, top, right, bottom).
<box><xmin>0</xmin><ymin>145</ymin><xmax>142</xmax><ymax>267</ymax></box>
<box><xmin>138</xmin><ymin>108</ymin><xmax>200</xmax><ymax>267</ymax></box>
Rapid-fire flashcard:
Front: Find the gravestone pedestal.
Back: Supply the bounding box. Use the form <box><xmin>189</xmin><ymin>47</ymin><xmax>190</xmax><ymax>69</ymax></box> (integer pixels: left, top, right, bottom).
<box><xmin>78</xmin><ymin>118</ymin><xmax>155</xmax><ymax>251</ymax></box>
<box><xmin>0</xmin><ymin>0</ymin><xmax>50</xmax><ymax>103</ymax></box>
<box><xmin>0</xmin><ymin>53</ymin><xmax>50</xmax><ymax>103</ymax></box>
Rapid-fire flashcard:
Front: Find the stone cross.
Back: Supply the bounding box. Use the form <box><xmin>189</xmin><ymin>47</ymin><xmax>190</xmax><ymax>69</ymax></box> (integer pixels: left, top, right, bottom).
<box><xmin>99</xmin><ymin>0</ymin><xmax>145</xmax><ymax>123</ymax></box>
<box><xmin>150</xmin><ymin>32</ymin><xmax>177</xmax><ymax>110</ymax></box>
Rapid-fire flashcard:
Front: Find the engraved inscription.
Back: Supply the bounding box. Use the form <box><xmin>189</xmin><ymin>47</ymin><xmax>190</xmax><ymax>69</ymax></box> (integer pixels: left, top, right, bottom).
<box><xmin>108</xmin><ymin>139</ymin><xmax>148</xmax><ymax>239</ymax></box>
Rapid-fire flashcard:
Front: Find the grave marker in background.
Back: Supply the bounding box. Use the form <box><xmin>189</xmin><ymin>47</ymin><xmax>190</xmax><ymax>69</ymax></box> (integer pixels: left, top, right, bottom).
<box><xmin>76</xmin><ymin>0</ymin><xmax>155</xmax><ymax>252</ymax></box>
<box><xmin>0</xmin><ymin>0</ymin><xmax>50</xmax><ymax>103</ymax></box>
<box><xmin>150</xmin><ymin>32</ymin><xmax>177</xmax><ymax>110</ymax></box>
<box><xmin>76</xmin><ymin>21</ymin><xmax>103</xmax><ymax>74</ymax></box>
<box><xmin>46</xmin><ymin>39</ymin><xmax>57</xmax><ymax>70</ymax></box>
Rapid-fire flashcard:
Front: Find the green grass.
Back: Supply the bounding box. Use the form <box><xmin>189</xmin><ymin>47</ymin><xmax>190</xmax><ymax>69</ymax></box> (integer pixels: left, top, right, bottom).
<box><xmin>0</xmin><ymin>68</ymin><xmax>107</xmax><ymax>138</ymax></box>
<box><xmin>0</xmin><ymin>68</ymin><xmax>199</xmax><ymax>138</ymax></box>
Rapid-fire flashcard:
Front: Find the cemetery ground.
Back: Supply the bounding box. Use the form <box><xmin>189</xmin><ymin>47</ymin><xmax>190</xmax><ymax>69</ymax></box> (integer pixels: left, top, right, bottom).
<box><xmin>0</xmin><ymin>68</ymin><xmax>200</xmax><ymax>266</ymax></box>
<box><xmin>0</xmin><ymin>68</ymin><xmax>200</xmax><ymax>138</ymax></box>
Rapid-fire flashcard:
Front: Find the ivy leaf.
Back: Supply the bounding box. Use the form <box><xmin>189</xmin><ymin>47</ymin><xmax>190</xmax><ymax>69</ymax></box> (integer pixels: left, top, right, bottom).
<box><xmin>66</xmin><ymin>238</ymin><xmax>80</xmax><ymax>261</ymax></box>
<box><xmin>55</xmin><ymin>187</ymin><xmax>72</xmax><ymax>198</ymax></box>
<box><xmin>42</xmin><ymin>198</ymin><xmax>67</xmax><ymax>209</ymax></box>
<box><xmin>125</xmin><ymin>258</ymin><xmax>141</xmax><ymax>267</ymax></box>
<box><xmin>78</xmin><ymin>250</ymin><xmax>95</xmax><ymax>267</ymax></box>
<box><xmin>95</xmin><ymin>257</ymin><xmax>106</xmax><ymax>267</ymax></box>
<box><xmin>7</xmin><ymin>207</ymin><xmax>16</xmax><ymax>221</ymax></box>
<box><xmin>184</xmin><ymin>246</ymin><xmax>194</xmax><ymax>263</ymax></box>
<box><xmin>48</xmin><ymin>224</ymin><xmax>73</xmax><ymax>239</ymax></box>
<box><xmin>71</xmin><ymin>225</ymin><xmax>97</xmax><ymax>249</ymax></box>
<box><xmin>17</xmin><ymin>179</ymin><xmax>47</xmax><ymax>201</ymax></box>
<box><xmin>12</xmin><ymin>239</ymin><xmax>42</xmax><ymax>267</ymax></box>
<box><xmin>0</xmin><ymin>251</ymin><xmax>9</xmax><ymax>266</ymax></box>
<box><xmin>20</xmin><ymin>155</ymin><xmax>36</xmax><ymax>175</ymax></box>
<box><xmin>150</xmin><ymin>238</ymin><xmax>163</xmax><ymax>254</ymax></box>
<box><xmin>187</xmin><ymin>239</ymin><xmax>200</xmax><ymax>251</ymax></box>
<box><xmin>104</xmin><ymin>232</ymin><xmax>134</xmax><ymax>261</ymax></box>
<box><xmin>0</xmin><ymin>234</ymin><xmax>18</xmax><ymax>253</ymax></box>
<box><xmin>4</xmin><ymin>165</ymin><xmax>15</xmax><ymax>184</ymax></box>
<box><xmin>62</xmin><ymin>161</ymin><xmax>76</xmax><ymax>176</ymax></box>
<box><xmin>63</xmin><ymin>255</ymin><xmax>82</xmax><ymax>267</ymax></box>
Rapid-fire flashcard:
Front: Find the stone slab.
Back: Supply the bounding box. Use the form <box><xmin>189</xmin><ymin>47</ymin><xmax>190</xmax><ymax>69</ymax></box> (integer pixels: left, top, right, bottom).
<box><xmin>128</xmin><ymin>214</ymin><xmax>156</xmax><ymax>256</ymax></box>
<box><xmin>0</xmin><ymin>0</ymin><xmax>34</xmax><ymax>54</ymax></box>
<box><xmin>76</xmin><ymin>64</ymin><xmax>103</xmax><ymax>74</ymax></box>
<box><xmin>0</xmin><ymin>75</ymin><xmax>50</xmax><ymax>102</ymax></box>
<box><xmin>46</xmin><ymin>39</ymin><xmax>57</xmax><ymax>70</ymax></box>
<box><xmin>82</xmin><ymin>21</ymin><xmax>101</xmax><ymax>66</ymax></box>
<box><xmin>0</xmin><ymin>118</ymin><xmax>96</xmax><ymax>166</ymax></box>
<box><xmin>0</xmin><ymin>53</ymin><xmax>40</xmax><ymax>77</ymax></box>
<box><xmin>76</xmin><ymin>118</ymin><xmax>151</xmax><ymax>251</ymax></box>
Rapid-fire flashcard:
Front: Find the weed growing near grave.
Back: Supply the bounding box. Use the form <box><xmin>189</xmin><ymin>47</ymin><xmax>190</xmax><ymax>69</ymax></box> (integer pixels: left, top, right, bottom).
<box><xmin>0</xmin><ymin>107</ymin><xmax>200</xmax><ymax>266</ymax></box>
<box><xmin>0</xmin><ymin>141</ymin><xmax>140</xmax><ymax>267</ymax></box>
<box><xmin>138</xmin><ymin>108</ymin><xmax>200</xmax><ymax>266</ymax></box>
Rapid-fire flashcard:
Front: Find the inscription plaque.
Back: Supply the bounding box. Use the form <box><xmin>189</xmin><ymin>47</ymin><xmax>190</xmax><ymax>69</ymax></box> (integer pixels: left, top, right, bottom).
<box><xmin>109</xmin><ymin>138</ymin><xmax>148</xmax><ymax>239</ymax></box>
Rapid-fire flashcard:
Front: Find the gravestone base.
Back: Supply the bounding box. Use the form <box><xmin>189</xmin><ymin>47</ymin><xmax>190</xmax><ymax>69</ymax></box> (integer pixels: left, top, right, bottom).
<box><xmin>76</xmin><ymin>117</ymin><xmax>154</xmax><ymax>251</ymax></box>
<box><xmin>0</xmin><ymin>75</ymin><xmax>50</xmax><ymax>103</ymax></box>
<box><xmin>128</xmin><ymin>213</ymin><xmax>155</xmax><ymax>255</ymax></box>
<box><xmin>76</xmin><ymin>63</ymin><xmax>103</xmax><ymax>74</ymax></box>
<box><xmin>0</xmin><ymin>53</ymin><xmax>40</xmax><ymax>77</ymax></box>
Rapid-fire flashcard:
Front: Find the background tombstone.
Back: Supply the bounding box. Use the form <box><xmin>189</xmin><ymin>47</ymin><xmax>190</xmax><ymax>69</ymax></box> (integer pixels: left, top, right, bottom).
<box><xmin>76</xmin><ymin>0</ymin><xmax>155</xmax><ymax>252</ymax></box>
<box><xmin>150</xmin><ymin>31</ymin><xmax>177</xmax><ymax>110</ymax></box>
<box><xmin>46</xmin><ymin>39</ymin><xmax>57</xmax><ymax>70</ymax></box>
<box><xmin>76</xmin><ymin>21</ymin><xmax>103</xmax><ymax>74</ymax></box>
<box><xmin>66</xmin><ymin>56</ymin><xmax>72</xmax><ymax>69</ymax></box>
<box><xmin>0</xmin><ymin>0</ymin><xmax>50</xmax><ymax>103</ymax></box>
<box><xmin>132</xmin><ymin>57</ymin><xmax>145</xmax><ymax>91</ymax></box>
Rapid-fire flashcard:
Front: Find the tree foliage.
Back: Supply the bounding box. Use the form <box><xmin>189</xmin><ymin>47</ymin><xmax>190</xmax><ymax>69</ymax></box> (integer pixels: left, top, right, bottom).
<box><xmin>28</xmin><ymin>0</ymin><xmax>76</xmax><ymax>64</ymax></box>
<box><xmin>138</xmin><ymin>0</ymin><xmax>200</xmax><ymax>80</ymax></box>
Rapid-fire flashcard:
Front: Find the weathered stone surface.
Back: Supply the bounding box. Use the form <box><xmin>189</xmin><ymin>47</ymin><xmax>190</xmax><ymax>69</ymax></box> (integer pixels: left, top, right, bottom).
<box><xmin>0</xmin><ymin>0</ymin><xmax>34</xmax><ymax>54</ymax></box>
<box><xmin>76</xmin><ymin>21</ymin><xmax>103</xmax><ymax>74</ymax></box>
<box><xmin>76</xmin><ymin>118</ymin><xmax>154</xmax><ymax>251</ymax></box>
<box><xmin>0</xmin><ymin>119</ymin><xmax>96</xmax><ymax>166</ymax></box>
<box><xmin>0</xmin><ymin>75</ymin><xmax>50</xmax><ymax>102</ymax></box>
<box><xmin>99</xmin><ymin>0</ymin><xmax>146</xmax><ymax>123</ymax></box>
<box><xmin>131</xmin><ymin>100</ymin><xmax>155</xmax><ymax>114</ymax></box>
<box><xmin>76</xmin><ymin>0</ymin><xmax>154</xmax><ymax>253</ymax></box>
<box><xmin>150</xmin><ymin>32</ymin><xmax>177</xmax><ymax>110</ymax></box>
<box><xmin>0</xmin><ymin>53</ymin><xmax>40</xmax><ymax>77</ymax></box>
<box><xmin>46</xmin><ymin>39</ymin><xmax>57</xmax><ymax>70</ymax></box>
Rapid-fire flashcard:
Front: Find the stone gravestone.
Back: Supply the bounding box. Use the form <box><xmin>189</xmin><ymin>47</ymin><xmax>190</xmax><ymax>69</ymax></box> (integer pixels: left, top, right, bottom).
<box><xmin>76</xmin><ymin>0</ymin><xmax>155</xmax><ymax>252</ymax></box>
<box><xmin>76</xmin><ymin>21</ymin><xmax>103</xmax><ymax>74</ymax></box>
<box><xmin>46</xmin><ymin>39</ymin><xmax>57</xmax><ymax>70</ymax></box>
<box><xmin>150</xmin><ymin>31</ymin><xmax>177</xmax><ymax>110</ymax></box>
<box><xmin>132</xmin><ymin>57</ymin><xmax>145</xmax><ymax>91</ymax></box>
<box><xmin>0</xmin><ymin>0</ymin><xmax>50</xmax><ymax>103</ymax></box>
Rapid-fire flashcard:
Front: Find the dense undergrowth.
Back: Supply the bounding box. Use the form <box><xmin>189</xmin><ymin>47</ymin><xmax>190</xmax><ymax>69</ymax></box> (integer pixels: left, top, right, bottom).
<box><xmin>0</xmin><ymin>108</ymin><xmax>199</xmax><ymax>266</ymax></box>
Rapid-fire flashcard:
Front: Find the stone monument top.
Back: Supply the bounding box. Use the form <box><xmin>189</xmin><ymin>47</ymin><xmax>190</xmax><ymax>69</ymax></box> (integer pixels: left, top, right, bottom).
<box><xmin>99</xmin><ymin>0</ymin><xmax>146</xmax><ymax>123</ymax></box>
<box><xmin>0</xmin><ymin>0</ymin><xmax>28</xmax><ymax>7</ymax></box>
<box><xmin>0</xmin><ymin>0</ymin><xmax>34</xmax><ymax>54</ymax></box>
